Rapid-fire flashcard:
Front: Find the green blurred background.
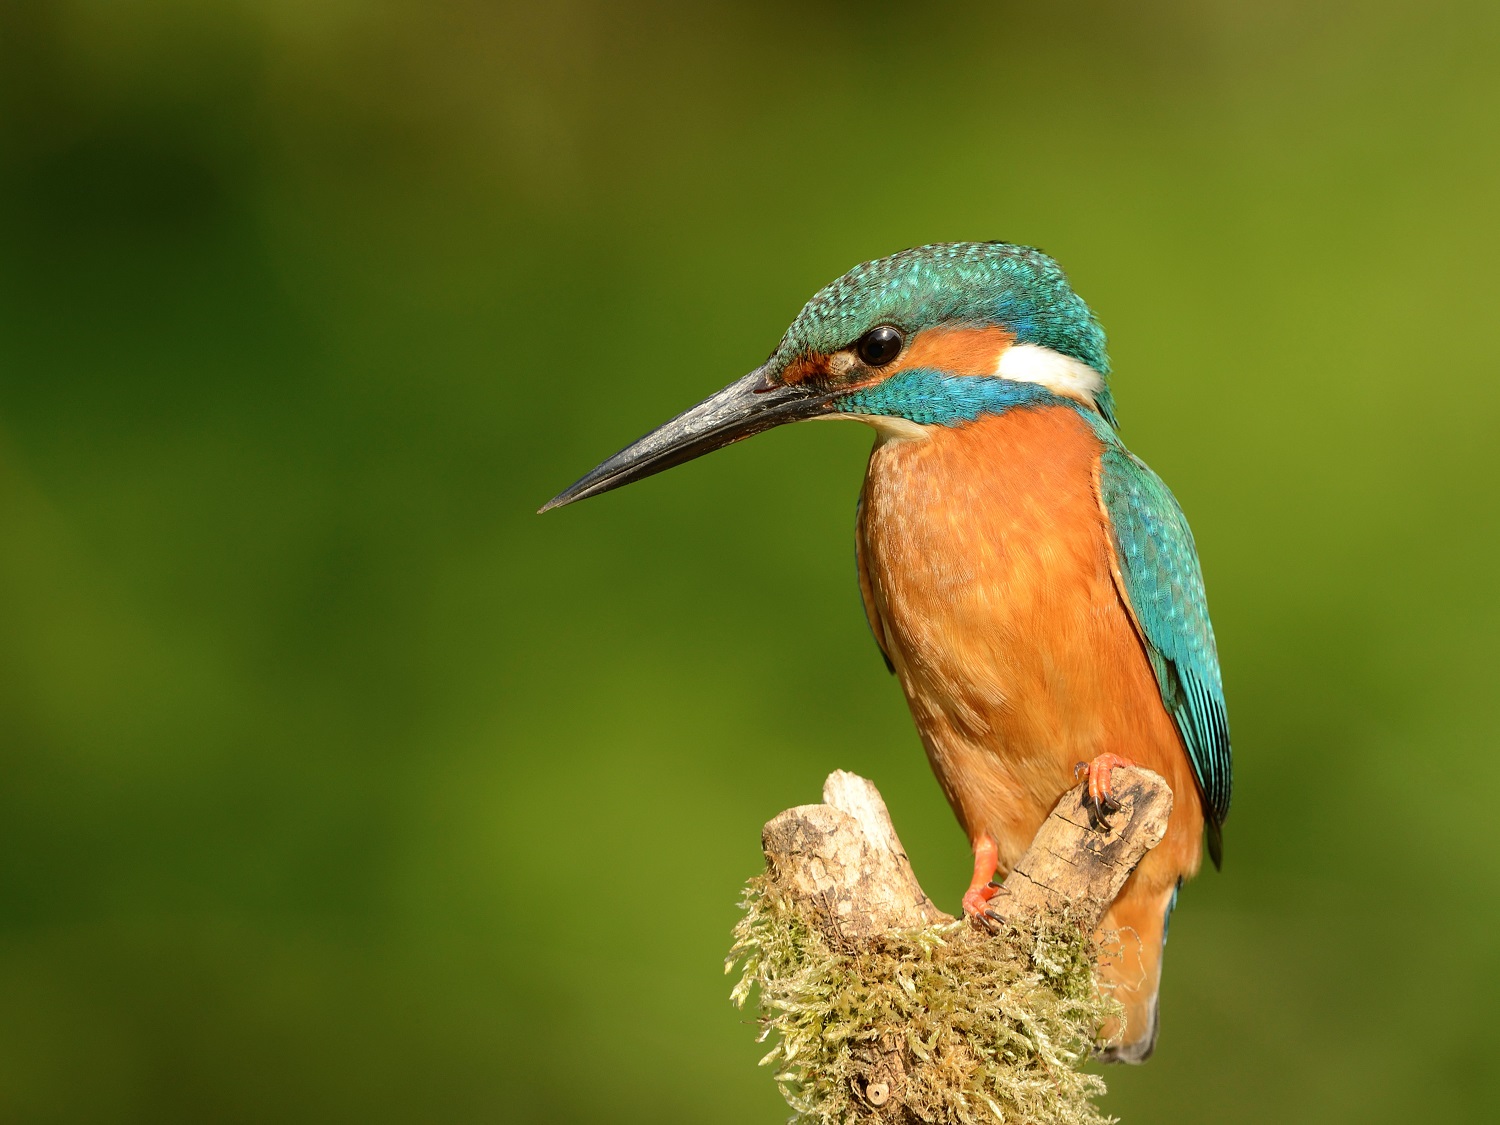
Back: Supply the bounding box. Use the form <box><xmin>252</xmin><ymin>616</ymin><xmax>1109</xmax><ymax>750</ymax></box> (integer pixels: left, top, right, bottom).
<box><xmin>1</xmin><ymin>1</ymin><xmax>1497</xmax><ymax>1121</ymax></box>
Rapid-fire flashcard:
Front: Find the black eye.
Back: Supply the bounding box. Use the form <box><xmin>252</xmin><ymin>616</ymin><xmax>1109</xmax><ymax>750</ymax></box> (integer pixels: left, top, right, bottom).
<box><xmin>856</xmin><ymin>325</ymin><xmax>904</xmax><ymax>367</ymax></box>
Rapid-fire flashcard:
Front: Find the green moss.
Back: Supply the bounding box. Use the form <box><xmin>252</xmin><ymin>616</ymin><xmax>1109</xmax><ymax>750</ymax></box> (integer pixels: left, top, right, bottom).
<box><xmin>727</xmin><ymin>875</ymin><xmax>1119</xmax><ymax>1124</ymax></box>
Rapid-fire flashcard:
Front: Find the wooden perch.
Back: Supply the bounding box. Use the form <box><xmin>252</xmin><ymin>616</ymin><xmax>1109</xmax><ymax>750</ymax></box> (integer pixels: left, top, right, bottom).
<box><xmin>763</xmin><ymin>766</ymin><xmax>1171</xmax><ymax>936</ymax></box>
<box><xmin>751</xmin><ymin>767</ymin><xmax>1173</xmax><ymax>1122</ymax></box>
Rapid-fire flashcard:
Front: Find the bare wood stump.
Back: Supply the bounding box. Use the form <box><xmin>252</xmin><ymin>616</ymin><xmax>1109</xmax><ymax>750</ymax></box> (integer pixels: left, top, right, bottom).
<box><xmin>985</xmin><ymin>768</ymin><xmax>1173</xmax><ymax>929</ymax></box>
<box><xmin>753</xmin><ymin>766</ymin><xmax>1172</xmax><ymax>1121</ymax></box>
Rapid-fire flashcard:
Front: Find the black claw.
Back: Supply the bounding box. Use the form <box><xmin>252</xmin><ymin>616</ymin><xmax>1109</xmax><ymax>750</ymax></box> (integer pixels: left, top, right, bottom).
<box><xmin>1087</xmin><ymin>790</ymin><xmax>1118</xmax><ymax>827</ymax></box>
<box><xmin>968</xmin><ymin>905</ymin><xmax>1005</xmax><ymax>933</ymax></box>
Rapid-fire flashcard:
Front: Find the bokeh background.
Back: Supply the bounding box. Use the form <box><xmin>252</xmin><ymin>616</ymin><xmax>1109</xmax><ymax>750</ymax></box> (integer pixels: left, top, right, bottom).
<box><xmin>1</xmin><ymin>1</ymin><xmax>1497</xmax><ymax>1121</ymax></box>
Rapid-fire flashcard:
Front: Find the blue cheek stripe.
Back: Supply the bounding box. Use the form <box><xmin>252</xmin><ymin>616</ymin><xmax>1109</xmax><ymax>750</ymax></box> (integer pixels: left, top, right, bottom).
<box><xmin>833</xmin><ymin>368</ymin><xmax>1070</xmax><ymax>427</ymax></box>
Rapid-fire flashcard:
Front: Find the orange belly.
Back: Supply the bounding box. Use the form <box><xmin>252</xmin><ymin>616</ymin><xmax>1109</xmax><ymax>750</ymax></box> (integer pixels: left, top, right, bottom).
<box><xmin>856</xmin><ymin>405</ymin><xmax>1203</xmax><ymax>1057</ymax></box>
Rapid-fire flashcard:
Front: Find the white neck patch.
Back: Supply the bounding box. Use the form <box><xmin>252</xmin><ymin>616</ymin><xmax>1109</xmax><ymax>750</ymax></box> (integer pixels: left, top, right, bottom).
<box><xmin>814</xmin><ymin>413</ymin><xmax>931</xmax><ymax>443</ymax></box>
<box><xmin>995</xmin><ymin>343</ymin><xmax>1104</xmax><ymax>409</ymax></box>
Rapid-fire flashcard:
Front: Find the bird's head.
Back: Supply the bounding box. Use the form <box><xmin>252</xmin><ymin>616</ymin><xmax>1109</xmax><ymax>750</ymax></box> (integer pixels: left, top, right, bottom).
<box><xmin>541</xmin><ymin>241</ymin><xmax>1112</xmax><ymax>511</ymax></box>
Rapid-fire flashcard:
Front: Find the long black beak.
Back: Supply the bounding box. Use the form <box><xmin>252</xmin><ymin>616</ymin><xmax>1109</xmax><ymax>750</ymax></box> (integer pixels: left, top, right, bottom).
<box><xmin>539</xmin><ymin>366</ymin><xmax>831</xmax><ymax>512</ymax></box>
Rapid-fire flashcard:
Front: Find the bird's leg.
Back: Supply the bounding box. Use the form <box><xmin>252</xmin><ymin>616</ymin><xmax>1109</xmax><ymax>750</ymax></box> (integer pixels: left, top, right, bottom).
<box><xmin>961</xmin><ymin>833</ymin><xmax>1001</xmax><ymax>920</ymax></box>
<box><xmin>1074</xmin><ymin>752</ymin><xmax>1139</xmax><ymax>821</ymax></box>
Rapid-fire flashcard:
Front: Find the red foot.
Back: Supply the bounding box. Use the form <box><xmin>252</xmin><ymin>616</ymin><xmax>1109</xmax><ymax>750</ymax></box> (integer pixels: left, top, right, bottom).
<box><xmin>1074</xmin><ymin>753</ymin><xmax>1138</xmax><ymax>820</ymax></box>
<box><xmin>961</xmin><ymin>833</ymin><xmax>1002</xmax><ymax>919</ymax></box>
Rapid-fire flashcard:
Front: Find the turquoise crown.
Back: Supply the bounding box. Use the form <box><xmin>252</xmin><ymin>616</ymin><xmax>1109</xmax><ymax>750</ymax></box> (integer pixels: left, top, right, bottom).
<box><xmin>771</xmin><ymin>242</ymin><xmax>1115</xmax><ymax>426</ymax></box>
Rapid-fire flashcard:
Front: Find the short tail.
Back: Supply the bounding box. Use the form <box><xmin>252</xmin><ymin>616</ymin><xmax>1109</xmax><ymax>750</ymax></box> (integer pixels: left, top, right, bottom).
<box><xmin>1095</xmin><ymin>880</ymin><xmax>1179</xmax><ymax>1064</ymax></box>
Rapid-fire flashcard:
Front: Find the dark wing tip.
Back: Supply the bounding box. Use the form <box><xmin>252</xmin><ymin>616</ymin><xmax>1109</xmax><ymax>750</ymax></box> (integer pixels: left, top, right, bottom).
<box><xmin>1206</xmin><ymin>818</ymin><xmax>1224</xmax><ymax>871</ymax></box>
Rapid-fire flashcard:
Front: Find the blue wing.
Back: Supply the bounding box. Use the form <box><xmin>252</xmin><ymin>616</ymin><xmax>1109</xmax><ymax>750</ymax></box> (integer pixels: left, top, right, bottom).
<box><xmin>1099</xmin><ymin>445</ymin><xmax>1231</xmax><ymax>866</ymax></box>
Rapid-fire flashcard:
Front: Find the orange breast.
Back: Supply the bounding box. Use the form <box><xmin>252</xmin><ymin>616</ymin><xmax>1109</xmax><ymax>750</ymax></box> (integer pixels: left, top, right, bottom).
<box><xmin>856</xmin><ymin>406</ymin><xmax>1203</xmax><ymax>889</ymax></box>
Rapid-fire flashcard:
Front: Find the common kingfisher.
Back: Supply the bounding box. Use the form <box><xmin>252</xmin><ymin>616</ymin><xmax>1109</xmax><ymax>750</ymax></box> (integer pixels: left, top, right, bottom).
<box><xmin>542</xmin><ymin>242</ymin><xmax>1231</xmax><ymax>1062</ymax></box>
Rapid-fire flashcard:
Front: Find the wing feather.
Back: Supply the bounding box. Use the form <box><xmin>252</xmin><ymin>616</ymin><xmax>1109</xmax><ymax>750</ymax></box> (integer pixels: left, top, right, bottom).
<box><xmin>1098</xmin><ymin>446</ymin><xmax>1231</xmax><ymax>864</ymax></box>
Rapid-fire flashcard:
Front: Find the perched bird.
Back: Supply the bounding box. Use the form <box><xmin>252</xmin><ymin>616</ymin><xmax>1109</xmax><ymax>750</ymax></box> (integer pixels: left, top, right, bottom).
<box><xmin>542</xmin><ymin>242</ymin><xmax>1230</xmax><ymax>1062</ymax></box>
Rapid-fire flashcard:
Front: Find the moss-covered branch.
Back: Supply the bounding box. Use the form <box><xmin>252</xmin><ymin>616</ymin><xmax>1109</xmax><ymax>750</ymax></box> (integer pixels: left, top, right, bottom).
<box><xmin>727</xmin><ymin>769</ymin><xmax>1171</xmax><ymax>1124</ymax></box>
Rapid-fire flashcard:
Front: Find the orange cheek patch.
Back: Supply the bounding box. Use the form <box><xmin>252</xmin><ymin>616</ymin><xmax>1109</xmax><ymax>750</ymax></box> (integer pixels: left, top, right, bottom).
<box><xmin>895</xmin><ymin>326</ymin><xmax>1014</xmax><ymax>376</ymax></box>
